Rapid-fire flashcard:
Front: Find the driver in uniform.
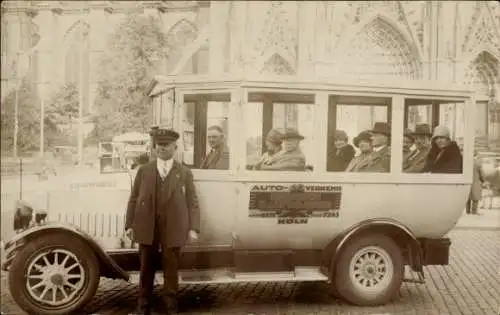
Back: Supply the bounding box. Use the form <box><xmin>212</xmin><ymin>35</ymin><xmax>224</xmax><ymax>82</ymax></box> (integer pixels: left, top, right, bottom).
<box><xmin>125</xmin><ymin>128</ymin><xmax>200</xmax><ymax>315</ymax></box>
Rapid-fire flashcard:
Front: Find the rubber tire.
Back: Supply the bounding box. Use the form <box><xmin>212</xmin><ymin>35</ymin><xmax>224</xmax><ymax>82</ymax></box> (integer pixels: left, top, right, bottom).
<box><xmin>8</xmin><ymin>233</ymin><xmax>100</xmax><ymax>315</ymax></box>
<box><xmin>334</xmin><ymin>234</ymin><xmax>404</xmax><ymax>306</ymax></box>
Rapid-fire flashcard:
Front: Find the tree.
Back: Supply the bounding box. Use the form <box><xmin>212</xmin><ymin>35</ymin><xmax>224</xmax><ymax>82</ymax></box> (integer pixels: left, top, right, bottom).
<box><xmin>1</xmin><ymin>78</ymin><xmax>42</xmax><ymax>155</ymax></box>
<box><xmin>43</xmin><ymin>83</ymin><xmax>81</xmax><ymax>148</ymax></box>
<box><xmin>94</xmin><ymin>14</ymin><xmax>171</xmax><ymax>139</ymax></box>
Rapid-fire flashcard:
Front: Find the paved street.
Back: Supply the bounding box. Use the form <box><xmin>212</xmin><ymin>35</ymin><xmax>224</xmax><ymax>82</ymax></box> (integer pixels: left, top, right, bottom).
<box><xmin>1</xmin><ymin>227</ymin><xmax>499</xmax><ymax>315</ymax></box>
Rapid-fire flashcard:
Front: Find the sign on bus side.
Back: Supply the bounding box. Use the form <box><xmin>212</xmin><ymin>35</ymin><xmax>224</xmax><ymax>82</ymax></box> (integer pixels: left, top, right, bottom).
<box><xmin>248</xmin><ymin>184</ymin><xmax>342</xmax><ymax>224</ymax></box>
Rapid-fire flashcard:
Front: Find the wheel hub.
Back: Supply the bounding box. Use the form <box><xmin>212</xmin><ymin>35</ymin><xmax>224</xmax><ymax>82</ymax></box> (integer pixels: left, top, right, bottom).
<box><xmin>50</xmin><ymin>274</ymin><xmax>64</xmax><ymax>286</ymax></box>
<box><xmin>349</xmin><ymin>246</ymin><xmax>394</xmax><ymax>291</ymax></box>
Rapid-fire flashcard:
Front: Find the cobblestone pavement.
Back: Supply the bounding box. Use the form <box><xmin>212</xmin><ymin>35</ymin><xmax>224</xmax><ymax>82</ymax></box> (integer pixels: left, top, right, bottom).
<box><xmin>2</xmin><ymin>229</ymin><xmax>499</xmax><ymax>315</ymax></box>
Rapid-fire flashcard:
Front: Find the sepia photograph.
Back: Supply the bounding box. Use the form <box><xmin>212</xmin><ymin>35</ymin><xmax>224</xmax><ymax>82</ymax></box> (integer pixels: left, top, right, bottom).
<box><xmin>1</xmin><ymin>1</ymin><xmax>499</xmax><ymax>314</ymax></box>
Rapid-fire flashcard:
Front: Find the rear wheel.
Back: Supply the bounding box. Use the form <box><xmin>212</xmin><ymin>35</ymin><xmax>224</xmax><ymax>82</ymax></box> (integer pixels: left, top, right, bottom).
<box><xmin>334</xmin><ymin>234</ymin><xmax>403</xmax><ymax>306</ymax></box>
<box><xmin>8</xmin><ymin>233</ymin><xmax>100</xmax><ymax>315</ymax></box>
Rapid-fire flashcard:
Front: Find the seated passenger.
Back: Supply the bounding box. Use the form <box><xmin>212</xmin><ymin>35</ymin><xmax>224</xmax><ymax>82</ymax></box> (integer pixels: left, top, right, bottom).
<box><xmin>260</xmin><ymin>128</ymin><xmax>306</xmax><ymax>171</ymax></box>
<box><xmin>327</xmin><ymin>130</ymin><xmax>355</xmax><ymax>172</ymax></box>
<box><xmin>254</xmin><ymin>129</ymin><xmax>284</xmax><ymax>170</ymax></box>
<box><xmin>402</xmin><ymin>128</ymin><xmax>415</xmax><ymax>170</ymax></box>
<box><xmin>200</xmin><ymin>125</ymin><xmax>230</xmax><ymax>170</ymax></box>
<box><xmin>404</xmin><ymin>124</ymin><xmax>432</xmax><ymax>173</ymax></box>
<box><xmin>363</xmin><ymin>122</ymin><xmax>391</xmax><ymax>173</ymax></box>
<box><xmin>346</xmin><ymin>131</ymin><xmax>373</xmax><ymax>172</ymax></box>
<box><xmin>421</xmin><ymin>125</ymin><xmax>463</xmax><ymax>174</ymax></box>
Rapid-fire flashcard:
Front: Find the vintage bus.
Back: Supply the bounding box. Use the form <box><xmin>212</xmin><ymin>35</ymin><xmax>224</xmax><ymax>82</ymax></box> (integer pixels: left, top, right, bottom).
<box><xmin>2</xmin><ymin>74</ymin><xmax>475</xmax><ymax>315</ymax></box>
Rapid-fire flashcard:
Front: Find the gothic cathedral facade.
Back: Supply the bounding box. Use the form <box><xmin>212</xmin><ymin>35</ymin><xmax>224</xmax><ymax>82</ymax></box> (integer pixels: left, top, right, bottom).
<box><xmin>2</xmin><ymin>1</ymin><xmax>499</xmax><ymax>150</ymax></box>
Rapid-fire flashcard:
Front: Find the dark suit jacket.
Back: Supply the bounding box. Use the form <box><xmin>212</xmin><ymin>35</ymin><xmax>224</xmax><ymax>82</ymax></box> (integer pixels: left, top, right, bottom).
<box><xmin>200</xmin><ymin>144</ymin><xmax>230</xmax><ymax>170</ymax></box>
<box><xmin>421</xmin><ymin>141</ymin><xmax>463</xmax><ymax>174</ymax></box>
<box><xmin>125</xmin><ymin>160</ymin><xmax>200</xmax><ymax>247</ymax></box>
<box><xmin>327</xmin><ymin>144</ymin><xmax>355</xmax><ymax>172</ymax></box>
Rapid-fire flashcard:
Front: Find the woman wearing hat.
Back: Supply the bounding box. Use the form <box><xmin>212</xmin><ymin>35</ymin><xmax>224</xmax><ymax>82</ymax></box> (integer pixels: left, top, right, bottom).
<box><xmin>327</xmin><ymin>130</ymin><xmax>355</xmax><ymax>172</ymax></box>
<box><xmin>404</xmin><ymin>124</ymin><xmax>432</xmax><ymax>173</ymax></box>
<box><xmin>421</xmin><ymin>125</ymin><xmax>463</xmax><ymax>173</ymax></box>
<box><xmin>346</xmin><ymin>131</ymin><xmax>374</xmax><ymax>172</ymax></box>
<box><xmin>254</xmin><ymin>129</ymin><xmax>284</xmax><ymax>170</ymax></box>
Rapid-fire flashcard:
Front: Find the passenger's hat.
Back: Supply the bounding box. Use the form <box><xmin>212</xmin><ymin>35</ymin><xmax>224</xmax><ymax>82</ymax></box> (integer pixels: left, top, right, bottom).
<box><xmin>266</xmin><ymin>129</ymin><xmax>284</xmax><ymax>144</ymax></box>
<box><xmin>404</xmin><ymin>128</ymin><xmax>414</xmax><ymax>141</ymax></box>
<box><xmin>432</xmin><ymin>125</ymin><xmax>451</xmax><ymax>140</ymax></box>
<box><xmin>334</xmin><ymin>130</ymin><xmax>348</xmax><ymax>141</ymax></box>
<box><xmin>370</xmin><ymin>122</ymin><xmax>390</xmax><ymax>136</ymax></box>
<box><xmin>353</xmin><ymin>130</ymin><xmax>372</xmax><ymax>148</ymax></box>
<box><xmin>154</xmin><ymin>128</ymin><xmax>180</xmax><ymax>145</ymax></box>
<box><xmin>283</xmin><ymin>128</ymin><xmax>305</xmax><ymax>140</ymax></box>
<box><xmin>413</xmin><ymin>123</ymin><xmax>432</xmax><ymax>136</ymax></box>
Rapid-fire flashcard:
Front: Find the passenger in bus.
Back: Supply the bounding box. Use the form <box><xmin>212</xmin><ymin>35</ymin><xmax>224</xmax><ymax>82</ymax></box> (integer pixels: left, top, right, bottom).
<box><xmin>402</xmin><ymin>128</ymin><xmax>415</xmax><ymax>170</ymax></box>
<box><xmin>346</xmin><ymin>131</ymin><xmax>373</xmax><ymax>172</ymax></box>
<box><xmin>404</xmin><ymin>123</ymin><xmax>432</xmax><ymax>173</ymax></box>
<box><xmin>363</xmin><ymin>122</ymin><xmax>391</xmax><ymax>173</ymax></box>
<box><xmin>261</xmin><ymin>128</ymin><xmax>306</xmax><ymax>171</ymax></box>
<box><xmin>421</xmin><ymin>125</ymin><xmax>463</xmax><ymax>174</ymax></box>
<box><xmin>327</xmin><ymin>130</ymin><xmax>355</xmax><ymax>172</ymax></box>
<box><xmin>253</xmin><ymin>129</ymin><xmax>284</xmax><ymax>170</ymax></box>
<box><xmin>200</xmin><ymin>125</ymin><xmax>230</xmax><ymax>170</ymax></box>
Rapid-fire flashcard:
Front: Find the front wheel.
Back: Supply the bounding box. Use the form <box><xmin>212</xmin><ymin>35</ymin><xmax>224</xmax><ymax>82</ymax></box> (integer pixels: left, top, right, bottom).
<box><xmin>8</xmin><ymin>233</ymin><xmax>100</xmax><ymax>315</ymax></box>
<box><xmin>334</xmin><ymin>234</ymin><xmax>404</xmax><ymax>306</ymax></box>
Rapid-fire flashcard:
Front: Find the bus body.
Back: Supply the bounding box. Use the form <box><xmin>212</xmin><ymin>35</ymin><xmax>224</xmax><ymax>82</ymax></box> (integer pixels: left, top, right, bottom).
<box><xmin>2</xmin><ymin>75</ymin><xmax>475</xmax><ymax>315</ymax></box>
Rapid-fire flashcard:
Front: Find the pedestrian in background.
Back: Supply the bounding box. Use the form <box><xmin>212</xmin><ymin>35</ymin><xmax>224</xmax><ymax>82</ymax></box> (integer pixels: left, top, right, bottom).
<box><xmin>466</xmin><ymin>150</ymin><xmax>485</xmax><ymax>215</ymax></box>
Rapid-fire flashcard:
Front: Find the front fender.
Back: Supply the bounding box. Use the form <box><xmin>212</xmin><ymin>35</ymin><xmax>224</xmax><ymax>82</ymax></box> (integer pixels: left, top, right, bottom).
<box><xmin>2</xmin><ymin>221</ymin><xmax>129</xmax><ymax>281</ymax></box>
<box><xmin>322</xmin><ymin>218</ymin><xmax>424</xmax><ymax>281</ymax></box>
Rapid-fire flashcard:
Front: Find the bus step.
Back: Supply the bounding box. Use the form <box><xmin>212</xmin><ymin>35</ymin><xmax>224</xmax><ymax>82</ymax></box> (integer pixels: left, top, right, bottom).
<box><xmin>403</xmin><ymin>278</ymin><xmax>425</xmax><ymax>284</ymax></box>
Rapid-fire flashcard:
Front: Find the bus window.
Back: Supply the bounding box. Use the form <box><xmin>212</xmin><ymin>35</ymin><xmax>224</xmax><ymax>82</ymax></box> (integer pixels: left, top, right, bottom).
<box><xmin>403</xmin><ymin>98</ymin><xmax>465</xmax><ymax>174</ymax></box>
<box><xmin>244</xmin><ymin>92</ymin><xmax>315</xmax><ymax>172</ymax></box>
<box><xmin>182</xmin><ymin>93</ymin><xmax>231</xmax><ymax>170</ymax></box>
<box><xmin>326</xmin><ymin>95</ymin><xmax>392</xmax><ymax>173</ymax></box>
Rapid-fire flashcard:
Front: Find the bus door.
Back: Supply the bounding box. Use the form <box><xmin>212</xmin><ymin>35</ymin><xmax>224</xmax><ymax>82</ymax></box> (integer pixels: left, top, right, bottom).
<box><xmin>175</xmin><ymin>89</ymin><xmax>238</xmax><ymax>250</ymax></box>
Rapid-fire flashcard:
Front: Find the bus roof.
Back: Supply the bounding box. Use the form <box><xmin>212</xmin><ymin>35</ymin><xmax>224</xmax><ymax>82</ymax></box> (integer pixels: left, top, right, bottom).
<box><xmin>147</xmin><ymin>74</ymin><xmax>475</xmax><ymax>99</ymax></box>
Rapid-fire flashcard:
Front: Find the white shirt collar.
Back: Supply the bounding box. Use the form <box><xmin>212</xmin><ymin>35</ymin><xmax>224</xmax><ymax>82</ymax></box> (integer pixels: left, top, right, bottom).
<box><xmin>157</xmin><ymin>158</ymin><xmax>174</xmax><ymax>177</ymax></box>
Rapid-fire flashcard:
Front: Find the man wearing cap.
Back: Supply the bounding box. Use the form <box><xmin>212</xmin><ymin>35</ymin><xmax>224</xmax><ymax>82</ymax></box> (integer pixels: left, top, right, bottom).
<box><xmin>363</xmin><ymin>122</ymin><xmax>391</xmax><ymax>173</ymax></box>
<box><xmin>404</xmin><ymin>123</ymin><xmax>432</xmax><ymax>173</ymax></box>
<box><xmin>200</xmin><ymin>125</ymin><xmax>230</xmax><ymax>170</ymax></box>
<box><xmin>254</xmin><ymin>128</ymin><xmax>284</xmax><ymax>170</ymax></box>
<box><xmin>125</xmin><ymin>128</ymin><xmax>200</xmax><ymax>315</ymax></box>
<box><xmin>261</xmin><ymin>128</ymin><xmax>306</xmax><ymax>171</ymax></box>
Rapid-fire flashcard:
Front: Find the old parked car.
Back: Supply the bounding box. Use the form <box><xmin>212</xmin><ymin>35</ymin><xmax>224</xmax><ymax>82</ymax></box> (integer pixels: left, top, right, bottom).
<box><xmin>2</xmin><ymin>75</ymin><xmax>477</xmax><ymax>314</ymax></box>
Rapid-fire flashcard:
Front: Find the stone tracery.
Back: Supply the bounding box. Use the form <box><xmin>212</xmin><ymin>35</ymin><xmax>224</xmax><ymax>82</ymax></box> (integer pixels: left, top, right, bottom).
<box><xmin>164</xmin><ymin>19</ymin><xmax>198</xmax><ymax>74</ymax></box>
<box><xmin>337</xmin><ymin>17</ymin><xmax>421</xmax><ymax>80</ymax></box>
<box><xmin>260</xmin><ymin>53</ymin><xmax>295</xmax><ymax>75</ymax></box>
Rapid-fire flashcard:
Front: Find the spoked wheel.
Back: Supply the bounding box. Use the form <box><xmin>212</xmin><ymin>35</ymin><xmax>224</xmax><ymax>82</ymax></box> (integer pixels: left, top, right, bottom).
<box><xmin>334</xmin><ymin>234</ymin><xmax>404</xmax><ymax>306</ymax></box>
<box><xmin>9</xmin><ymin>233</ymin><xmax>100</xmax><ymax>315</ymax></box>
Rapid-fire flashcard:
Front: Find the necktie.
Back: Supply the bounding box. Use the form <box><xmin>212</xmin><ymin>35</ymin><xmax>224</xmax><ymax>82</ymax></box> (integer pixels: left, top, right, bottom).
<box><xmin>163</xmin><ymin>163</ymin><xmax>169</xmax><ymax>179</ymax></box>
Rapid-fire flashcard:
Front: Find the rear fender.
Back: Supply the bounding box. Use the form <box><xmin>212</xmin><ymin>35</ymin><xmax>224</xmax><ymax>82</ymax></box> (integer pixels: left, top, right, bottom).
<box><xmin>322</xmin><ymin>218</ymin><xmax>423</xmax><ymax>281</ymax></box>
<box><xmin>2</xmin><ymin>222</ymin><xmax>129</xmax><ymax>281</ymax></box>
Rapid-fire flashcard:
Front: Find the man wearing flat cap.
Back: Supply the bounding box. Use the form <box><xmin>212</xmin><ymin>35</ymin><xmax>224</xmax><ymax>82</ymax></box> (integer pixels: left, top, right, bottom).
<box><xmin>125</xmin><ymin>128</ymin><xmax>200</xmax><ymax>315</ymax></box>
<box><xmin>363</xmin><ymin>122</ymin><xmax>391</xmax><ymax>173</ymax></box>
<box><xmin>404</xmin><ymin>123</ymin><xmax>432</xmax><ymax>173</ymax></box>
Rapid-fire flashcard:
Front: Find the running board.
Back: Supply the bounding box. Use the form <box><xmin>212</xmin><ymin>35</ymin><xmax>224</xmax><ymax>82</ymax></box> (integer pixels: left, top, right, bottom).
<box><xmin>128</xmin><ymin>267</ymin><xmax>328</xmax><ymax>285</ymax></box>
